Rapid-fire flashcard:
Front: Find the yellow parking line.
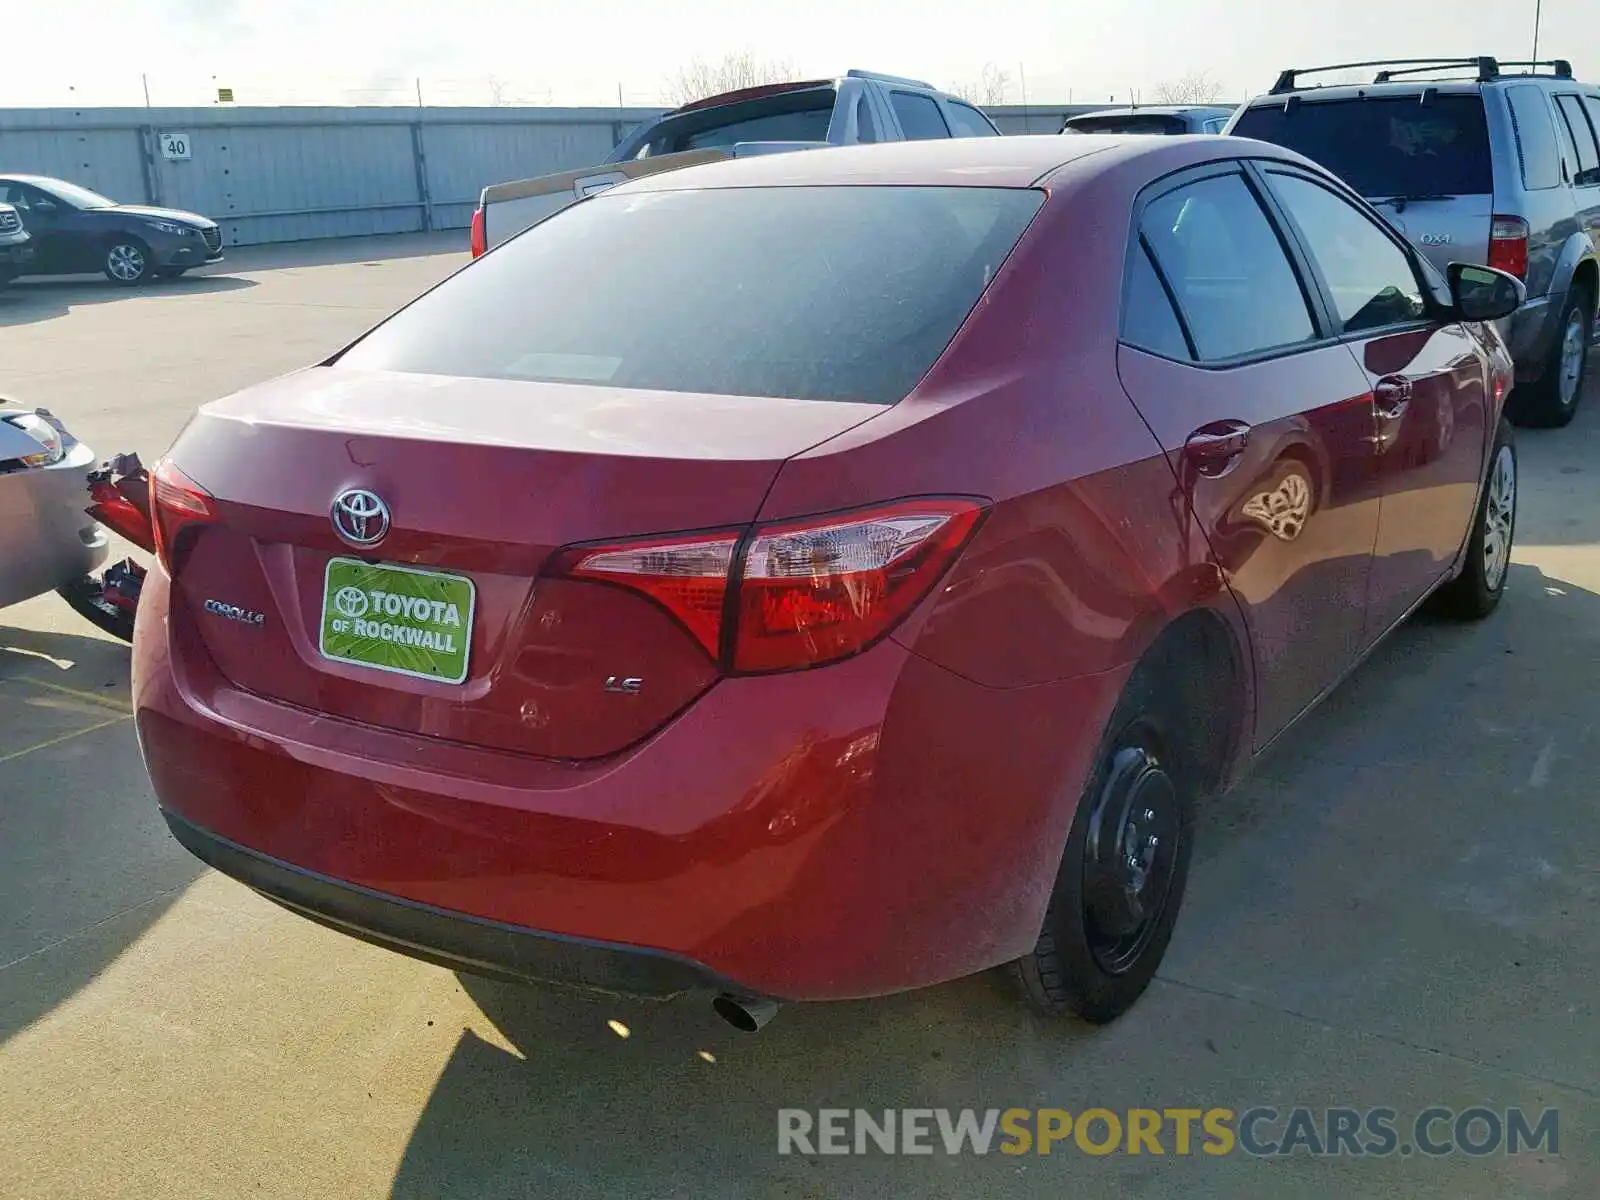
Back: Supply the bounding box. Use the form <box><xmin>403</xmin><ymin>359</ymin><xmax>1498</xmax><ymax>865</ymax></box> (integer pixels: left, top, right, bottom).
<box><xmin>3</xmin><ymin>675</ymin><xmax>132</xmax><ymax>714</ymax></box>
<box><xmin>0</xmin><ymin>714</ymin><xmax>133</xmax><ymax>765</ymax></box>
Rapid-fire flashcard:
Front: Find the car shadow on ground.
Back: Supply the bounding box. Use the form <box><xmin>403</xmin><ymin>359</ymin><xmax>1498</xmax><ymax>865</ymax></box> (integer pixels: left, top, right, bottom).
<box><xmin>388</xmin><ymin>561</ymin><xmax>1600</xmax><ymax>1197</ymax></box>
<box><xmin>0</xmin><ymin>273</ymin><xmax>259</xmax><ymax>329</ymax></box>
<box><xmin>0</xmin><ymin>623</ymin><xmax>201</xmax><ymax>1046</ymax></box>
<box><xmin>190</xmin><ymin>231</ymin><xmax>468</xmax><ymax>274</ymax></box>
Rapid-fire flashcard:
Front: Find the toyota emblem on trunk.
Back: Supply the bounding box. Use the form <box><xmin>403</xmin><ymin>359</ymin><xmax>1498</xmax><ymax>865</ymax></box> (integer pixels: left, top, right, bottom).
<box><xmin>331</xmin><ymin>488</ymin><xmax>390</xmax><ymax>547</ymax></box>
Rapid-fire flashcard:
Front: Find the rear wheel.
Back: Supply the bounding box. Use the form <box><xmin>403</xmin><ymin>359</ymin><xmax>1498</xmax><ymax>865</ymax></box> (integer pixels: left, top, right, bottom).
<box><xmin>103</xmin><ymin>239</ymin><xmax>152</xmax><ymax>286</ymax></box>
<box><xmin>1010</xmin><ymin>656</ymin><xmax>1202</xmax><ymax>1023</ymax></box>
<box><xmin>1429</xmin><ymin>418</ymin><xmax>1516</xmax><ymax>620</ymax></box>
<box><xmin>1510</xmin><ymin>286</ymin><xmax>1591</xmax><ymax>428</ymax></box>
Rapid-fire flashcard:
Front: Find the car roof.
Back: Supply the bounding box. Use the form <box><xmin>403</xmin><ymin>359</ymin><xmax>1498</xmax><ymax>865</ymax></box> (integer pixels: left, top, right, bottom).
<box><xmin>613</xmin><ymin>135</ymin><xmax>1157</xmax><ymax>193</ymax></box>
<box><xmin>0</xmin><ymin>174</ymin><xmax>65</xmax><ymax>186</ymax></box>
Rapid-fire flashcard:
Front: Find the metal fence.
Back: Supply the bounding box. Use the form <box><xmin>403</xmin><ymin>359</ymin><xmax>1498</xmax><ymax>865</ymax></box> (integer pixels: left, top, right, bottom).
<box><xmin>0</xmin><ymin>103</ymin><xmax>1096</xmax><ymax>246</ymax></box>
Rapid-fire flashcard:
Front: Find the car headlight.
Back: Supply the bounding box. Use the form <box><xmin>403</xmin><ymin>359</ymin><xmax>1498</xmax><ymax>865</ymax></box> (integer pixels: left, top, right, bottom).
<box><xmin>145</xmin><ymin>219</ymin><xmax>189</xmax><ymax>236</ymax></box>
<box><xmin>3</xmin><ymin>411</ymin><xmax>65</xmax><ymax>466</ymax></box>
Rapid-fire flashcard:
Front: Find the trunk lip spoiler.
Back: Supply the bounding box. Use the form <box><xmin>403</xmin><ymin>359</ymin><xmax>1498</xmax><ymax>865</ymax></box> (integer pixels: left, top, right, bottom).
<box><xmin>480</xmin><ymin>149</ymin><xmax>731</xmax><ymax>206</ymax></box>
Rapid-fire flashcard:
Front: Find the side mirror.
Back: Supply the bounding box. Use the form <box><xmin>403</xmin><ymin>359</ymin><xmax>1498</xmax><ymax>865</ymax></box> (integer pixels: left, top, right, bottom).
<box><xmin>1448</xmin><ymin>262</ymin><xmax>1525</xmax><ymax>322</ymax></box>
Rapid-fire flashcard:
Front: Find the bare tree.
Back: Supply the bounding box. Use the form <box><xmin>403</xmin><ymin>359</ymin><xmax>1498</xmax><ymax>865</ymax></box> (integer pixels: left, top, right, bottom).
<box><xmin>1153</xmin><ymin>69</ymin><xmax>1224</xmax><ymax>105</ymax></box>
<box><xmin>663</xmin><ymin>52</ymin><xmax>799</xmax><ymax>106</ymax></box>
<box><xmin>486</xmin><ymin>75</ymin><xmax>509</xmax><ymax>106</ymax></box>
<box><xmin>950</xmin><ymin>63</ymin><xmax>1012</xmax><ymax>107</ymax></box>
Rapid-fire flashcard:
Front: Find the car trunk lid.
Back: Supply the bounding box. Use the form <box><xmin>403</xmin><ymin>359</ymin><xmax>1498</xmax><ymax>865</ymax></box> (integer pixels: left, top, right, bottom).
<box><xmin>164</xmin><ymin>366</ymin><xmax>883</xmax><ymax>759</ymax></box>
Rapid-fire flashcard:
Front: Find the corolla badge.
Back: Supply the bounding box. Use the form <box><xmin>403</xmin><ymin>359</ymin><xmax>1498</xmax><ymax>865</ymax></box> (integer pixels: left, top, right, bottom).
<box><xmin>331</xmin><ymin>488</ymin><xmax>390</xmax><ymax>547</ymax></box>
<box><xmin>203</xmin><ymin>599</ymin><xmax>265</xmax><ymax>626</ymax></box>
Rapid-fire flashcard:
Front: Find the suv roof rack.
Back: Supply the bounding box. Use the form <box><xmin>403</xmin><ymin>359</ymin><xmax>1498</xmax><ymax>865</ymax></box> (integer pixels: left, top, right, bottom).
<box><xmin>1270</xmin><ymin>56</ymin><xmax>1575</xmax><ymax>94</ymax></box>
<box><xmin>845</xmin><ymin>68</ymin><xmax>937</xmax><ymax>90</ymax></box>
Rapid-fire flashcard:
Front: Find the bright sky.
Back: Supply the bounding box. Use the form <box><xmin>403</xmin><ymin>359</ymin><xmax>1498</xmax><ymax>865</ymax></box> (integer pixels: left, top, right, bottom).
<box><xmin>3</xmin><ymin>0</ymin><xmax>1594</xmax><ymax>109</ymax></box>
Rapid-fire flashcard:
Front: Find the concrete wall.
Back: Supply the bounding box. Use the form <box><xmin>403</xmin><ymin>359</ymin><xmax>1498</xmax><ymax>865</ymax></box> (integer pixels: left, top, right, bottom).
<box><xmin>0</xmin><ymin>103</ymin><xmax>1098</xmax><ymax>246</ymax></box>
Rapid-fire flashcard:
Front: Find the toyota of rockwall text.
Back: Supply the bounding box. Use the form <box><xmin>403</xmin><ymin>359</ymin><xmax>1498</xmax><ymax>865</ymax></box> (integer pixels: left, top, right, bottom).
<box><xmin>134</xmin><ymin>135</ymin><xmax>1526</xmax><ymax>1032</ymax></box>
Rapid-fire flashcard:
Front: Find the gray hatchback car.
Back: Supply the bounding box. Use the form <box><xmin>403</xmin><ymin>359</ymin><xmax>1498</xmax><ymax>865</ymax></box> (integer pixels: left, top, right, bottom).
<box><xmin>1228</xmin><ymin>57</ymin><xmax>1600</xmax><ymax>426</ymax></box>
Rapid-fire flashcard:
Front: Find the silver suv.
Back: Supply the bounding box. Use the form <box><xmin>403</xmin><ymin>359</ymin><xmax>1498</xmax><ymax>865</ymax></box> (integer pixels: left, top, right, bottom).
<box><xmin>1228</xmin><ymin>57</ymin><xmax>1600</xmax><ymax>426</ymax></box>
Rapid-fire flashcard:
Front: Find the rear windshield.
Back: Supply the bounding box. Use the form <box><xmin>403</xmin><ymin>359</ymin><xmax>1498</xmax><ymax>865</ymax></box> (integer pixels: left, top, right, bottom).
<box><xmin>1231</xmin><ymin>94</ymin><xmax>1492</xmax><ymax>196</ymax></box>
<box><xmin>1066</xmin><ymin>115</ymin><xmax>1186</xmax><ymax>136</ymax></box>
<box><xmin>635</xmin><ymin>90</ymin><xmax>837</xmax><ymax>157</ymax></box>
<box><xmin>338</xmin><ymin>186</ymin><xmax>1044</xmax><ymax>404</ymax></box>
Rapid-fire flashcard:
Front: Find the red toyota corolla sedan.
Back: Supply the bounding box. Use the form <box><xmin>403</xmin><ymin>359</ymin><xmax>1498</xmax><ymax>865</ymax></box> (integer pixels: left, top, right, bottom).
<box><xmin>134</xmin><ymin>135</ymin><xmax>1524</xmax><ymax>1030</ymax></box>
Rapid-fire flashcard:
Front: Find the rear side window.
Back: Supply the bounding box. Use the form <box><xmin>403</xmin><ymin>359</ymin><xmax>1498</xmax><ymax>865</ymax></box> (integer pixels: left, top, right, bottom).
<box><xmin>1555</xmin><ymin>95</ymin><xmax>1600</xmax><ymax>183</ymax></box>
<box><xmin>1204</xmin><ymin>118</ymin><xmax>1229</xmax><ymax>134</ymax></box>
<box><xmin>1230</xmin><ymin>95</ymin><xmax>1492</xmax><ymax>197</ymax></box>
<box><xmin>1265</xmin><ymin>172</ymin><xmax>1426</xmax><ymax>333</ymax></box>
<box><xmin>1140</xmin><ymin>172</ymin><xmax>1316</xmax><ymax>361</ymax></box>
<box><xmin>892</xmin><ymin>92</ymin><xmax>952</xmax><ymax>140</ymax></box>
<box><xmin>945</xmin><ymin>102</ymin><xmax>999</xmax><ymax>137</ymax></box>
<box><xmin>1122</xmin><ymin>244</ymin><xmax>1192</xmax><ymax>359</ymax></box>
<box><xmin>1504</xmin><ymin>85</ymin><xmax>1564</xmax><ymax>190</ymax></box>
<box><xmin>337</xmin><ymin>186</ymin><xmax>1044</xmax><ymax>405</ymax></box>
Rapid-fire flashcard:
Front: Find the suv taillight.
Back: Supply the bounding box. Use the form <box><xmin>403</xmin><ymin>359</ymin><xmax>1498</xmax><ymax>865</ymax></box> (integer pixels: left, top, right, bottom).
<box><xmin>469</xmin><ymin>208</ymin><xmax>486</xmax><ymax>258</ymax></box>
<box><xmin>151</xmin><ymin>458</ymin><xmax>215</xmax><ymax>573</ymax></box>
<box><xmin>1488</xmin><ymin>215</ymin><xmax>1529</xmax><ymax>279</ymax></box>
<box><xmin>549</xmin><ymin>498</ymin><xmax>987</xmax><ymax>673</ymax></box>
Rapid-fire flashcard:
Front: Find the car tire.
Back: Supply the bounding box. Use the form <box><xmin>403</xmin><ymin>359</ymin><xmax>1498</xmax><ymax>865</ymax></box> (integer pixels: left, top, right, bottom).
<box><xmin>1509</xmin><ymin>285</ymin><xmax>1591</xmax><ymax>428</ymax></box>
<box><xmin>1010</xmin><ymin>650</ymin><xmax>1200</xmax><ymax>1024</ymax></box>
<box><xmin>1428</xmin><ymin>418</ymin><xmax>1516</xmax><ymax>621</ymax></box>
<box><xmin>103</xmin><ymin>239</ymin><xmax>153</xmax><ymax>286</ymax></box>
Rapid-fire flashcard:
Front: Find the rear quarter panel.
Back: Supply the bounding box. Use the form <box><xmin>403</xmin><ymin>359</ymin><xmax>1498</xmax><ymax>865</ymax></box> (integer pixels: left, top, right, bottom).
<box><xmin>759</xmin><ymin>145</ymin><xmax>1256</xmax><ymax>693</ymax></box>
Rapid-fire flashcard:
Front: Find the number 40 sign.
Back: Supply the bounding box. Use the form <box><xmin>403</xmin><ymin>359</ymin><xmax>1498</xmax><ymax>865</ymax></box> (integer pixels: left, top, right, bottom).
<box><xmin>158</xmin><ymin>132</ymin><xmax>192</xmax><ymax>161</ymax></box>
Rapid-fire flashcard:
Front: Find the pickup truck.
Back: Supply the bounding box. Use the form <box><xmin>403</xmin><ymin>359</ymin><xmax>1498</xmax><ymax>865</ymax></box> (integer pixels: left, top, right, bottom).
<box><xmin>470</xmin><ymin>69</ymin><xmax>1003</xmax><ymax>255</ymax></box>
<box><xmin>0</xmin><ymin>203</ymin><xmax>33</xmax><ymax>287</ymax></box>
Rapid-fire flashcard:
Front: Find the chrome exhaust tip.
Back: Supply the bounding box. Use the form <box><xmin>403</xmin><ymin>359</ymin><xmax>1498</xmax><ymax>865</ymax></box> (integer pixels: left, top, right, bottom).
<box><xmin>712</xmin><ymin>992</ymin><xmax>779</xmax><ymax>1032</ymax></box>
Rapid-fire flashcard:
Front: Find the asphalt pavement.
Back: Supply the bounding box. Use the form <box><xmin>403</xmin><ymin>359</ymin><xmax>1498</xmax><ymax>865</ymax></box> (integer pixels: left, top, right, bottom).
<box><xmin>0</xmin><ymin>235</ymin><xmax>1596</xmax><ymax>1198</ymax></box>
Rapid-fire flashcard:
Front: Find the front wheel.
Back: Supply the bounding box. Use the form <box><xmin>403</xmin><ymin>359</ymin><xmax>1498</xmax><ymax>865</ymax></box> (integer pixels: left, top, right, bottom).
<box><xmin>1011</xmin><ymin>670</ymin><xmax>1197</xmax><ymax>1023</ymax></box>
<box><xmin>103</xmin><ymin>240</ymin><xmax>153</xmax><ymax>286</ymax></box>
<box><xmin>1429</xmin><ymin>418</ymin><xmax>1516</xmax><ymax>620</ymax></box>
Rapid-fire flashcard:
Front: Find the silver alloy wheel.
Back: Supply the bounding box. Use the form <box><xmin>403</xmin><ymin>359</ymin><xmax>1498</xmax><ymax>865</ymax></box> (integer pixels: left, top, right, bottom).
<box><xmin>1482</xmin><ymin>445</ymin><xmax>1516</xmax><ymax>592</ymax></box>
<box><xmin>106</xmin><ymin>243</ymin><xmax>145</xmax><ymax>282</ymax></box>
<box><xmin>1558</xmin><ymin>306</ymin><xmax>1587</xmax><ymax>409</ymax></box>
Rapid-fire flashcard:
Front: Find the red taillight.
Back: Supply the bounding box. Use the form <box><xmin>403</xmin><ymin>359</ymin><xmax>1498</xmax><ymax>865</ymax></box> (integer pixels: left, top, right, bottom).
<box><xmin>1488</xmin><ymin>215</ymin><xmax>1529</xmax><ymax>279</ymax></box>
<box><xmin>554</xmin><ymin>531</ymin><xmax>739</xmax><ymax>659</ymax></box>
<box><xmin>469</xmin><ymin>208</ymin><xmax>487</xmax><ymax>258</ymax></box>
<box><xmin>151</xmin><ymin>458</ymin><xmax>215</xmax><ymax>573</ymax></box>
<box><xmin>89</xmin><ymin>481</ymin><xmax>155</xmax><ymax>551</ymax></box>
<box><xmin>549</xmin><ymin>498</ymin><xmax>986</xmax><ymax>674</ymax></box>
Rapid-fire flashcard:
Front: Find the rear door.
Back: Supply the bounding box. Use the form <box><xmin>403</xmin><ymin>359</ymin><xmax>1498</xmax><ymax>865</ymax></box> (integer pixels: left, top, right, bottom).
<box><xmin>1230</xmin><ymin>93</ymin><xmax>1495</xmax><ymax>274</ymax></box>
<box><xmin>1258</xmin><ymin>163</ymin><xmax>1490</xmax><ymax>637</ymax></box>
<box><xmin>1115</xmin><ymin>164</ymin><xmax>1381</xmax><ymax>744</ymax></box>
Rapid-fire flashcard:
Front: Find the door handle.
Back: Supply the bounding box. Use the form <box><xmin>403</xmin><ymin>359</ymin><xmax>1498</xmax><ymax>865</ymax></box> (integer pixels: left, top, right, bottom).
<box><xmin>1374</xmin><ymin>376</ymin><xmax>1413</xmax><ymax>420</ymax></box>
<box><xmin>1183</xmin><ymin>420</ymin><xmax>1252</xmax><ymax>477</ymax></box>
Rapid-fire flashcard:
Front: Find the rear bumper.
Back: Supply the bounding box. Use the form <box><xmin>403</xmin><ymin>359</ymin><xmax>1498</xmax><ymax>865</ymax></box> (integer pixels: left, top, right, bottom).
<box><xmin>163</xmin><ymin>807</ymin><xmax>742</xmax><ymax>998</ymax></box>
<box><xmin>134</xmin><ymin>565</ymin><xmax>1118</xmax><ymax>1001</ymax></box>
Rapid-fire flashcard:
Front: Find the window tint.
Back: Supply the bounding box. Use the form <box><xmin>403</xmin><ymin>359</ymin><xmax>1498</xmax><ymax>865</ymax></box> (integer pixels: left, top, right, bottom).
<box><xmin>891</xmin><ymin>92</ymin><xmax>951</xmax><ymax>140</ymax></box>
<box><xmin>1204</xmin><ymin>118</ymin><xmax>1228</xmax><ymax>134</ymax></box>
<box><xmin>1505</xmin><ymin>85</ymin><xmax>1564</xmax><ymax>190</ymax></box>
<box><xmin>1140</xmin><ymin>172</ymin><xmax>1315</xmax><ymax>361</ymax></box>
<box><xmin>1122</xmin><ymin>244</ymin><xmax>1191</xmax><ymax>359</ymax></box>
<box><xmin>1556</xmin><ymin>95</ymin><xmax>1600</xmax><ymax>182</ymax></box>
<box><xmin>338</xmin><ymin>186</ymin><xmax>1043</xmax><ymax>405</ymax></box>
<box><xmin>1267</xmin><ymin>173</ymin><xmax>1426</xmax><ymax>333</ymax></box>
<box><xmin>855</xmin><ymin>96</ymin><xmax>879</xmax><ymax>143</ymax></box>
<box><xmin>945</xmin><ymin>102</ymin><xmax>999</xmax><ymax>137</ymax></box>
<box><xmin>680</xmin><ymin>107</ymin><xmax>833</xmax><ymax>151</ymax></box>
<box><xmin>1231</xmin><ymin>95</ymin><xmax>1492</xmax><ymax>196</ymax></box>
<box><xmin>1585</xmin><ymin>96</ymin><xmax>1600</xmax><ymax>157</ymax></box>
